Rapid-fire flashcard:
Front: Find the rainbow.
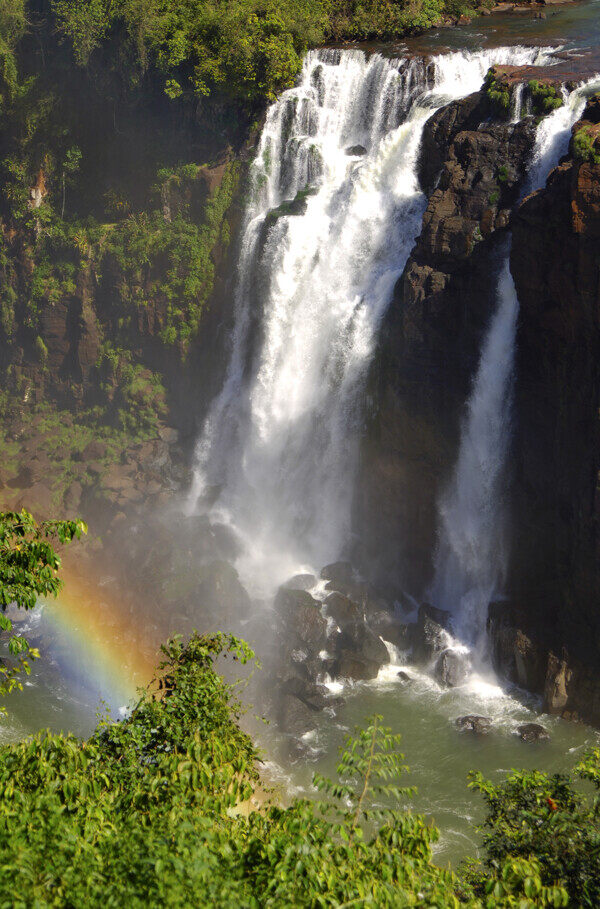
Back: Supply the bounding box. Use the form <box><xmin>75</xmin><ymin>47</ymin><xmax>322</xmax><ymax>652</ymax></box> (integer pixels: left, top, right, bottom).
<box><xmin>38</xmin><ymin>567</ymin><xmax>160</xmax><ymax>712</ymax></box>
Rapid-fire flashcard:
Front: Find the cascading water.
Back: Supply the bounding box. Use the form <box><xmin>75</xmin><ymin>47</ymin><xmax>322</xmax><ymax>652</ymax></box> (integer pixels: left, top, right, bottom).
<box><xmin>431</xmin><ymin>76</ymin><xmax>600</xmax><ymax>650</ymax></box>
<box><xmin>189</xmin><ymin>44</ymin><xmax>554</xmax><ymax>597</ymax></box>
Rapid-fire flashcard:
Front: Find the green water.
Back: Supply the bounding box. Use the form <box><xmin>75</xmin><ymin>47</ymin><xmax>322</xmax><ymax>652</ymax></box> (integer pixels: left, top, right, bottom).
<box><xmin>259</xmin><ymin>661</ymin><xmax>599</xmax><ymax>866</ymax></box>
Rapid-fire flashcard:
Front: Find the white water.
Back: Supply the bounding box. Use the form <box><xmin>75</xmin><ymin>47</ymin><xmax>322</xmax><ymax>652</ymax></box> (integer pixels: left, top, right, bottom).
<box><xmin>189</xmin><ymin>45</ymin><xmax>554</xmax><ymax>598</ymax></box>
<box><xmin>431</xmin><ymin>75</ymin><xmax>600</xmax><ymax>649</ymax></box>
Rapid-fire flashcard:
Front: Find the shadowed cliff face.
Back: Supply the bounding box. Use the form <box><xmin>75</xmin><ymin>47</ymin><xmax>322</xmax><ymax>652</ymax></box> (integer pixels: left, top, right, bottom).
<box><xmin>358</xmin><ymin>86</ymin><xmax>536</xmax><ymax>596</ymax></box>
<box><xmin>510</xmin><ymin>96</ymin><xmax>600</xmax><ymax>668</ymax></box>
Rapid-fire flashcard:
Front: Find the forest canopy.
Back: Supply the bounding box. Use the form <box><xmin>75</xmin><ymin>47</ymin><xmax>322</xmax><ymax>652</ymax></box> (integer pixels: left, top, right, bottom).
<box><xmin>44</xmin><ymin>0</ymin><xmax>489</xmax><ymax>103</ymax></box>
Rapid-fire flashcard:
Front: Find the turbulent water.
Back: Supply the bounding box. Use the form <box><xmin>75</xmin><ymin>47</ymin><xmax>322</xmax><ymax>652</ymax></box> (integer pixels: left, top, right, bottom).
<box><xmin>431</xmin><ymin>77</ymin><xmax>600</xmax><ymax>649</ymax></box>
<box><xmin>190</xmin><ymin>44</ymin><xmax>553</xmax><ymax>597</ymax></box>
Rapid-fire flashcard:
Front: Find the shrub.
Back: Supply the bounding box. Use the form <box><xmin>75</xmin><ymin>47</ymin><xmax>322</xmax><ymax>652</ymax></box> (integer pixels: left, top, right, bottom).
<box><xmin>573</xmin><ymin>125</ymin><xmax>600</xmax><ymax>164</ymax></box>
<box><xmin>528</xmin><ymin>80</ymin><xmax>564</xmax><ymax>115</ymax></box>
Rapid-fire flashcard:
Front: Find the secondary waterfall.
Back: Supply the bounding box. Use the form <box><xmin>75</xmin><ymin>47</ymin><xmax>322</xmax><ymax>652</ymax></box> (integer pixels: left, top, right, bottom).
<box><xmin>431</xmin><ymin>78</ymin><xmax>600</xmax><ymax>648</ymax></box>
<box><xmin>189</xmin><ymin>44</ymin><xmax>553</xmax><ymax>597</ymax></box>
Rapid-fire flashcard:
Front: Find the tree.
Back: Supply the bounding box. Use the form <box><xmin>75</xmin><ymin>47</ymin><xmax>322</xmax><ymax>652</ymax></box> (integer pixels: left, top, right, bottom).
<box><xmin>466</xmin><ymin>751</ymin><xmax>600</xmax><ymax>906</ymax></box>
<box><xmin>0</xmin><ymin>508</ymin><xmax>86</xmax><ymax>701</ymax></box>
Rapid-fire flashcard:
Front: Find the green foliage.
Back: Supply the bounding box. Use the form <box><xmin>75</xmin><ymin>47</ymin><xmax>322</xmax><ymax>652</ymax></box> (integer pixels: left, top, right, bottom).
<box><xmin>0</xmin><ymin>615</ymin><xmax>593</xmax><ymax>905</ymax></box>
<box><xmin>96</xmin><ymin>342</ymin><xmax>168</xmax><ymax>433</ymax></box>
<box><xmin>0</xmin><ymin>0</ymin><xmax>25</xmax><ymax>111</ymax></box>
<box><xmin>573</xmin><ymin>124</ymin><xmax>600</xmax><ymax>165</ymax></box>
<box><xmin>528</xmin><ymin>80</ymin><xmax>564</xmax><ymax>115</ymax></box>
<box><xmin>103</xmin><ymin>161</ymin><xmax>240</xmax><ymax>350</ymax></box>
<box><xmin>49</xmin><ymin>0</ymin><xmax>491</xmax><ymax>104</ymax></box>
<box><xmin>485</xmin><ymin>70</ymin><xmax>511</xmax><ymax>116</ymax></box>
<box><xmin>466</xmin><ymin>750</ymin><xmax>600</xmax><ymax>906</ymax></box>
<box><xmin>0</xmin><ymin>509</ymin><xmax>86</xmax><ymax>701</ymax></box>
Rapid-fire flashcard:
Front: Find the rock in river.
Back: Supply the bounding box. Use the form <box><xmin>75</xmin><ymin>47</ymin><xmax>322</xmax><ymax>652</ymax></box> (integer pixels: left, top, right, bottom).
<box><xmin>455</xmin><ymin>715</ymin><xmax>492</xmax><ymax>735</ymax></box>
<box><xmin>517</xmin><ymin>723</ymin><xmax>550</xmax><ymax>743</ymax></box>
<box><xmin>434</xmin><ymin>649</ymin><xmax>471</xmax><ymax>688</ymax></box>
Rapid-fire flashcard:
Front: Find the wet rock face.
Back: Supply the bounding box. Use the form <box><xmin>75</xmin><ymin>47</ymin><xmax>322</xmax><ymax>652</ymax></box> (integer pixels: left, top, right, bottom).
<box><xmin>332</xmin><ymin>620</ymin><xmax>389</xmax><ymax>681</ymax></box>
<box><xmin>510</xmin><ymin>96</ymin><xmax>600</xmax><ymax>673</ymax></box>
<box><xmin>434</xmin><ymin>649</ymin><xmax>471</xmax><ymax>688</ymax></box>
<box><xmin>488</xmin><ymin>601</ymin><xmax>600</xmax><ymax>728</ymax></box>
<box><xmin>517</xmin><ymin>723</ymin><xmax>550</xmax><ymax>743</ymax></box>
<box><xmin>456</xmin><ymin>715</ymin><xmax>491</xmax><ymax>734</ymax></box>
<box><xmin>274</xmin><ymin>588</ymin><xmax>328</xmax><ymax>655</ymax></box>
<box><xmin>359</xmin><ymin>87</ymin><xmax>537</xmax><ymax>596</ymax></box>
<box><xmin>411</xmin><ymin>605</ymin><xmax>452</xmax><ymax>664</ymax></box>
<box><xmin>282</xmin><ymin>573</ymin><xmax>317</xmax><ymax>591</ymax></box>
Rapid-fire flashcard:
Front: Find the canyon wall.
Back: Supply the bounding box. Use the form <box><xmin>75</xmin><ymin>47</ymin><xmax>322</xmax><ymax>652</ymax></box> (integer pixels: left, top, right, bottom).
<box><xmin>359</xmin><ymin>84</ymin><xmax>536</xmax><ymax>595</ymax></box>
<box><xmin>496</xmin><ymin>95</ymin><xmax>600</xmax><ymax>723</ymax></box>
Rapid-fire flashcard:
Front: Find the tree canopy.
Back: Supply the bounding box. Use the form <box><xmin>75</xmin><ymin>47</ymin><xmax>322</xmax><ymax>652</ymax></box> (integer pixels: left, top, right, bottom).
<box><xmin>0</xmin><ymin>508</ymin><xmax>86</xmax><ymax>700</ymax></box>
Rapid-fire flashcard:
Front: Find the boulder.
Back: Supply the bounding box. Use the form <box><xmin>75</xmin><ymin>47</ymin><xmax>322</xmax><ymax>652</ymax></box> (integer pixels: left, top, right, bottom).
<box><xmin>517</xmin><ymin>723</ymin><xmax>550</xmax><ymax>743</ymax></box>
<box><xmin>412</xmin><ymin>605</ymin><xmax>452</xmax><ymax>664</ymax></box>
<box><xmin>275</xmin><ymin>588</ymin><xmax>327</xmax><ymax>654</ymax></box>
<box><xmin>455</xmin><ymin>715</ymin><xmax>492</xmax><ymax>734</ymax></box>
<box><xmin>369</xmin><ymin>611</ymin><xmax>412</xmax><ymax>650</ymax></box>
<box><xmin>324</xmin><ymin>592</ymin><xmax>361</xmax><ymax>628</ymax></box>
<box><xmin>434</xmin><ymin>649</ymin><xmax>471</xmax><ymax>687</ymax></box>
<box><xmin>345</xmin><ymin>144</ymin><xmax>367</xmax><ymax>156</ymax></box>
<box><xmin>320</xmin><ymin>560</ymin><xmax>354</xmax><ymax>586</ymax></box>
<box><xmin>333</xmin><ymin>650</ymin><xmax>381</xmax><ymax>681</ymax></box>
<box><xmin>192</xmin><ymin>560</ymin><xmax>252</xmax><ymax>627</ymax></box>
<box><xmin>282</xmin><ymin>573</ymin><xmax>317</xmax><ymax>591</ymax></box>
<box><xmin>397</xmin><ymin>670</ymin><xmax>412</xmax><ymax>682</ymax></box>
<box><xmin>332</xmin><ymin>621</ymin><xmax>389</xmax><ymax>681</ymax></box>
<box><xmin>281</xmin><ymin>675</ymin><xmax>334</xmax><ymax>711</ymax></box>
<box><xmin>278</xmin><ymin>694</ymin><xmax>318</xmax><ymax>736</ymax></box>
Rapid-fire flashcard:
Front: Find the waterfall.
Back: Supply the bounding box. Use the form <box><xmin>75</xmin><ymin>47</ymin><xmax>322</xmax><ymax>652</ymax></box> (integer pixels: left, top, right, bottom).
<box><xmin>511</xmin><ymin>83</ymin><xmax>525</xmax><ymax>122</ymax></box>
<box><xmin>431</xmin><ymin>77</ymin><xmax>600</xmax><ymax>648</ymax></box>
<box><xmin>189</xmin><ymin>44</ymin><xmax>554</xmax><ymax>597</ymax></box>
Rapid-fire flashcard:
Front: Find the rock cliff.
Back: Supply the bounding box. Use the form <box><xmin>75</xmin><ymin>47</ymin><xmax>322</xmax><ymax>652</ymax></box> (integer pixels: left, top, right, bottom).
<box><xmin>497</xmin><ymin>94</ymin><xmax>600</xmax><ymax>723</ymax></box>
<box><xmin>359</xmin><ymin>83</ymin><xmax>536</xmax><ymax>594</ymax></box>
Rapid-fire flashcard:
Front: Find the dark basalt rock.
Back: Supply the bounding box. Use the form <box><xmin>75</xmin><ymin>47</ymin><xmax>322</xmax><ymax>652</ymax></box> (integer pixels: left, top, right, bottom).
<box><xmin>345</xmin><ymin>144</ymin><xmax>367</xmax><ymax>156</ymax></box>
<box><xmin>324</xmin><ymin>591</ymin><xmax>362</xmax><ymax>628</ymax></box>
<box><xmin>282</xmin><ymin>573</ymin><xmax>317</xmax><ymax>591</ymax></box>
<box><xmin>412</xmin><ymin>605</ymin><xmax>452</xmax><ymax>664</ymax></box>
<box><xmin>397</xmin><ymin>670</ymin><xmax>412</xmax><ymax>682</ymax></box>
<box><xmin>368</xmin><ymin>611</ymin><xmax>412</xmax><ymax>651</ymax></box>
<box><xmin>456</xmin><ymin>715</ymin><xmax>492</xmax><ymax>734</ymax></box>
<box><xmin>331</xmin><ymin>619</ymin><xmax>389</xmax><ymax>681</ymax></box>
<box><xmin>280</xmin><ymin>675</ymin><xmax>332</xmax><ymax>711</ymax></box>
<box><xmin>278</xmin><ymin>694</ymin><xmax>318</xmax><ymax>736</ymax></box>
<box><xmin>517</xmin><ymin>723</ymin><xmax>550</xmax><ymax>743</ymax></box>
<box><xmin>434</xmin><ymin>649</ymin><xmax>471</xmax><ymax>688</ymax></box>
<box><xmin>274</xmin><ymin>588</ymin><xmax>327</xmax><ymax>655</ymax></box>
<box><xmin>358</xmin><ymin>84</ymin><xmax>538</xmax><ymax>596</ymax></box>
<box><xmin>510</xmin><ymin>96</ymin><xmax>600</xmax><ymax>708</ymax></box>
<box><xmin>320</xmin><ymin>560</ymin><xmax>355</xmax><ymax>586</ymax></box>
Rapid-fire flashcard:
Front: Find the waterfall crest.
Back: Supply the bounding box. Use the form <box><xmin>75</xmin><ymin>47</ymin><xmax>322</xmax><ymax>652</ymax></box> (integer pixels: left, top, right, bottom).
<box><xmin>189</xmin><ymin>44</ymin><xmax>554</xmax><ymax>596</ymax></box>
<box><xmin>431</xmin><ymin>77</ymin><xmax>600</xmax><ymax>648</ymax></box>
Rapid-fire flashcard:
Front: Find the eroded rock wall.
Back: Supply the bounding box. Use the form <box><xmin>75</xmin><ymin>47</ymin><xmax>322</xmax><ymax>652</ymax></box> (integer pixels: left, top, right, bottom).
<box><xmin>495</xmin><ymin>96</ymin><xmax>600</xmax><ymax>722</ymax></box>
<box><xmin>358</xmin><ymin>88</ymin><xmax>536</xmax><ymax>595</ymax></box>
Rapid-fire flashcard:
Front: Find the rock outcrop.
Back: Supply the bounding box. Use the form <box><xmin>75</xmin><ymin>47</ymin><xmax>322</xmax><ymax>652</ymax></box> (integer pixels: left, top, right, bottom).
<box><xmin>505</xmin><ymin>95</ymin><xmax>600</xmax><ymax>723</ymax></box>
<box><xmin>359</xmin><ymin>84</ymin><xmax>537</xmax><ymax>594</ymax></box>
